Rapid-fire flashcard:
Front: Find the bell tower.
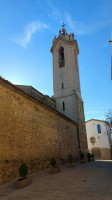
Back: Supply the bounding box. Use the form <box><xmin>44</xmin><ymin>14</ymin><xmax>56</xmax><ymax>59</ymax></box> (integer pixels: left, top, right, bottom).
<box><xmin>51</xmin><ymin>27</ymin><xmax>88</xmax><ymax>153</ymax></box>
<box><xmin>51</xmin><ymin>27</ymin><xmax>81</xmax><ymax>122</ymax></box>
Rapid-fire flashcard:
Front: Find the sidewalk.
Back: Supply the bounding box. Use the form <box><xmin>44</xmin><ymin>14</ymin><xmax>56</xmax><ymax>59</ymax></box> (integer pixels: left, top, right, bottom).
<box><xmin>0</xmin><ymin>161</ymin><xmax>112</xmax><ymax>200</ymax></box>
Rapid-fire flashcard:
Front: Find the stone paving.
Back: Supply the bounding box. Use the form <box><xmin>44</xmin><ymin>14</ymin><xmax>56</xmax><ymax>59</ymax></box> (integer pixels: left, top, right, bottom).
<box><xmin>0</xmin><ymin>160</ymin><xmax>112</xmax><ymax>200</ymax></box>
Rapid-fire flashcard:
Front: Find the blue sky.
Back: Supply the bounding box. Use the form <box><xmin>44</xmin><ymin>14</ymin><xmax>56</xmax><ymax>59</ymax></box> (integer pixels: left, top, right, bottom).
<box><xmin>0</xmin><ymin>0</ymin><xmax>112</xmax><ymax>121</ymax></box>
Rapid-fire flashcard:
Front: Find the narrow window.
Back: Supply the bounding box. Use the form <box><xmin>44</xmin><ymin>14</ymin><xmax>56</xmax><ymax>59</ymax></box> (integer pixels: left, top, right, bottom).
<box><xmin>63</xmin><ymin>102</ymin><xmax>65</xmax><ymax>111</ymax></box>
<box><xmin>59</xmin><ymin>47</ymin><xmax>65</xmax><ymax>68</ymax></box>
<box><xmin>97</xmin><ymin>124</ymin><xmax>101</xmax><ymax>133</ymax></box>
<box><xmin>62</xmin><ymin>83</ymin><xmax>64</xmax><ymax>89</ymax></box>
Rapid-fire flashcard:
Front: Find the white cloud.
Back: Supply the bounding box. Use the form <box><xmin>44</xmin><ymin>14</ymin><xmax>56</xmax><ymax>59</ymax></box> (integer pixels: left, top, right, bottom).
<box><xmin>47</xmin><ymin>0</ymin><xmax>62</xmax><ymax>26</ymax></box>
<box><xmin>12</xmin><ymin>21</ymin><xmax>48</xmax><ymax>48</ymax></box>
<box><xmin>85</xmin><ymin>111</ymin><xmax>102</xmax><ymax>114</ymax></box>
<box><xmin>47</xmin><ymin>0</ymin><xmax>111</xmax><ymax>35</ymax></box>
<box><xmin>65</xmin><ymin>14</ymin><xmax>110</xmax><ymax>35</ymax></box>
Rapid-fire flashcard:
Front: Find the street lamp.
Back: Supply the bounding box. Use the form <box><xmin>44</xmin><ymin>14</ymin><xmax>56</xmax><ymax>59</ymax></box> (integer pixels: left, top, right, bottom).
<box><xmin>109</xmin><ymin>40</ymin><xmax>112</xmax><ymax>80</ymax></box>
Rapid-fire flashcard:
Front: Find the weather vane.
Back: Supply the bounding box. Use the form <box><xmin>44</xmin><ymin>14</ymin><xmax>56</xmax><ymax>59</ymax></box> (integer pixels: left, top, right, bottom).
<box><xmin>61</xmin><ymin>11</ymin><xmax>66</xmax><ymax>34</ymax></box>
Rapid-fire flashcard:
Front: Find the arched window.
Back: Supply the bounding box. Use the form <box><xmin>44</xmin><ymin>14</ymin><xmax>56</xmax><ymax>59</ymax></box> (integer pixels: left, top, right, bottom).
<box><xmin>59</xmin><ymin>47</ymin><xmax>65</xmax><ymax>68</ymax></box>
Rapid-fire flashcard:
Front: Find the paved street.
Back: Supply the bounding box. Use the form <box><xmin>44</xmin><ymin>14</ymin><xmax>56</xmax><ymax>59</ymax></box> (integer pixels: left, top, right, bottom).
<box><xmin>0</xmin><ymin>161</ymin><xmax>112</xmax><ymax>200</ymax></box>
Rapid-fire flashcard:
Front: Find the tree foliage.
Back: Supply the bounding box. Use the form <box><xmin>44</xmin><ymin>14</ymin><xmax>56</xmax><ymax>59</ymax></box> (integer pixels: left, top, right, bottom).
<box><xmin>105</xmin><ymin>109</ymin><xmax>112</xmax><ymax>125</ymax></box>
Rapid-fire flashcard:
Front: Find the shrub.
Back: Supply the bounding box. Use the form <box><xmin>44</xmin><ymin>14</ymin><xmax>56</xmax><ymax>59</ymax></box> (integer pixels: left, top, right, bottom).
<box><xmin>80</xmin><ymin>153</ymin><xmax>84</xmax><ymax>160</ymax></box>
<box><xmin>19</xmin><ymin>163</ymin><xmax>28</xmax><ymax>178</ymax></box>
<box><xmin>68</xmin><ymin>154</ymin><xmax>73</xmax><ymax>163</ymax></box>
<box><xmin>50</xmin><ymin>158</ymin><xmax>56</xmax><ymax>168</ymax></box>
<box><xmin>87</xmin><ymin>153</ymin><xmax>92</xmax><ymax>162</ymax></box>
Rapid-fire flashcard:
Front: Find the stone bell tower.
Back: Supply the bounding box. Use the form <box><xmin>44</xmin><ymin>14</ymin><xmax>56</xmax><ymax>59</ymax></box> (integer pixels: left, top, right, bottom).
<box><xmin>51</xmin><ymin>26</ymin><xmax>88</xmax><ymax>153</ymax></box>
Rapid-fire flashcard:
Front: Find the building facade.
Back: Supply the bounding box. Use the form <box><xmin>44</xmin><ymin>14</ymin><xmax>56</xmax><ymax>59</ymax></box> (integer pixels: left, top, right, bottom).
<box><xmin>86</xmin><ymin>119</ymin><xmax>111</xmax><ymax>160</ymax></box>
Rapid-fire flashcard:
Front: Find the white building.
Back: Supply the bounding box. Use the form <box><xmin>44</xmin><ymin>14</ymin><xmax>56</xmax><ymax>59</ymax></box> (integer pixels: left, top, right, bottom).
<box><xmin>86</xmin><ymin>119</ymin><xmax>111</xmax><ymax>160</ymax></box>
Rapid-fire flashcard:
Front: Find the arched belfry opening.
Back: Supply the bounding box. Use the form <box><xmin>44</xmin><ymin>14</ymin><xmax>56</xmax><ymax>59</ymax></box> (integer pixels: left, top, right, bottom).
<box><xmin>59</xmin><ymin>47</ymin><xmax>65</xmax><ymax>68</ymax></box>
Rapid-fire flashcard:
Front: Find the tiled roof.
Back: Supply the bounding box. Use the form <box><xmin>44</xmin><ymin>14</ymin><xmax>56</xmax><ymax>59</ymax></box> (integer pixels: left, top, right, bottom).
<box><xmin>0</xmin><ymin>76</ymin><xmax>77</xmax><ymax>126</ymax></box>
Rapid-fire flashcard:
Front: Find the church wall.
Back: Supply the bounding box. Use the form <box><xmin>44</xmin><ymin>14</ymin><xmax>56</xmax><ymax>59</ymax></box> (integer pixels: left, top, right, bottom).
<box><xmin>55</xmin><ymin>94</ymin><xmax>88</xmax><ymax>155</ymax></box>
<box><xmin>0</xmin><ymin>80</ymin><xmax>79</xmax><ymax>184</ymax></box>
<box><xmin>55</xmin><ymin>94</ymin><xmax>77</xmax><ymax>122</ymax></box>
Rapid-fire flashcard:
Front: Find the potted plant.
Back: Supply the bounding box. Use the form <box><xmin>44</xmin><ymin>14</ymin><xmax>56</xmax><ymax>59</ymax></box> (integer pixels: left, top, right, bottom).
<box><xmin>80</xmin><ymin>152</ymin><xmax>85</xmax><ymax>163</ymax></box>
<box><xmin>67</xmin><ymin>154</ymin><xmax>74</xmax><ymax>167</ymax></box>
<box><xmin>87</xmin><ymin>153</ymin><xmax>92</xmax><ymax>162</ymax></box>
<box><xmin>14</xmin><ymin>163</ymin><xmax>31</xmax><ymax>189</ymax></box>
<box><xmin>50</xmin><ymin>158</ymin><xmax>60</xmax><ymax>174</ymax></box>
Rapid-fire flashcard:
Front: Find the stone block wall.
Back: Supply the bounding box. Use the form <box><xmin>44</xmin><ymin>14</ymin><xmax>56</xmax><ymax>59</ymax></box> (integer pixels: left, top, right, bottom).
<box><xmin>0</xmin><ymin>78</ymin><xmax>79</xmax><ymax>184</ymax></box>
<box><xmin>89</xmin><ymin>148</ymin><xmax>111</xmax><ymax>160</ymax></box>
<box><xmin>101</xmin><ymin>148</ymin><xmax>111</xmax><ymax>160</ymax></box>
<box><xmin>76</xmin><ymin>96</ymin><xmax>88</xmax><ymax>155</ymax></box>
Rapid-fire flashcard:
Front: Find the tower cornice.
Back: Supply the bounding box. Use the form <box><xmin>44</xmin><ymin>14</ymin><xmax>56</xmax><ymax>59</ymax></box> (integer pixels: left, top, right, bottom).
<box><xmin>50</xmin><ymin>35</ymin><xmax>79</xmax><ymax>54</ymax></box>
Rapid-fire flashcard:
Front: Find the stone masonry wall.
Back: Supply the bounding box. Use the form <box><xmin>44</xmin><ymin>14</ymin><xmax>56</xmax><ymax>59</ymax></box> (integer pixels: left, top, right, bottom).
<box><xmin>89</xmin><ymin>148</ymin><xmax>111</xmax><ymax>160</ymax></box>
<box><xmin>0</xmin><ymin>79</ymin><xmax>79</xmax><ymax>184</ymax></box>
<box><xmin>76</xmin><ymin>96</ymin><xmax>88</xmax><ymax>155</ymax></box>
